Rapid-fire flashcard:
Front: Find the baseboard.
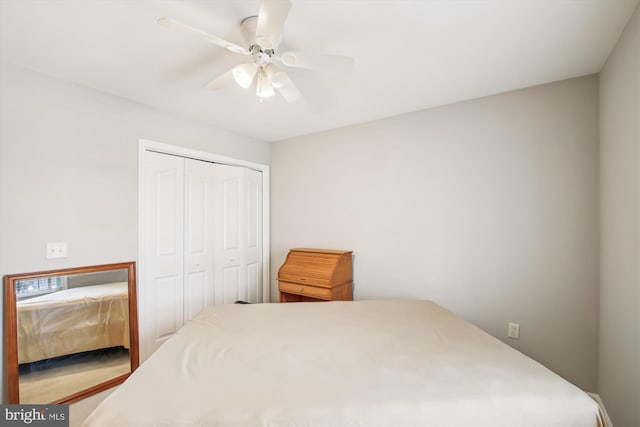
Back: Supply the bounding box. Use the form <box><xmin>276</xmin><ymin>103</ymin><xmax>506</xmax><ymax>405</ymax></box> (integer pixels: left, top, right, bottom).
<box><xmin>588</xmin><ymin>393</ymin><xmax>613</xmax><ymax>427</ymax></box>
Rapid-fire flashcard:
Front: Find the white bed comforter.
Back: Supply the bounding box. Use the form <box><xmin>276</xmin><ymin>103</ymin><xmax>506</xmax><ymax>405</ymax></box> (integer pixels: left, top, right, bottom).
<box><xmin>85</xmin><ymin>299</ymin><xmax>601</xmax><ymax>427</ymax></box>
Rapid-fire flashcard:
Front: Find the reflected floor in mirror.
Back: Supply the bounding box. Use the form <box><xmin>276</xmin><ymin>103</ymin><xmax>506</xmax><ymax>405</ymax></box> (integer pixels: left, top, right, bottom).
<box><xmin>19</xmin><ymin>347</ymin><xmax>130</xmax><ymax>404</ymax></box>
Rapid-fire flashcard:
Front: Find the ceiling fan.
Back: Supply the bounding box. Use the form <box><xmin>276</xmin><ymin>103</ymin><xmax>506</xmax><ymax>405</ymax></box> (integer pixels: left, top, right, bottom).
<box><xmin>158</xmin><ymin>0</ymin><xmax>354</xmax><ymax>103</ymax></box>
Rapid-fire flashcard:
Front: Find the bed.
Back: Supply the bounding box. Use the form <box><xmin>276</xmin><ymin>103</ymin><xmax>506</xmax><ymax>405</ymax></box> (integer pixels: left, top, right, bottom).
<box><xmin>17</xmin><ymin>282</ymin><xmax>130</xmax><ymax>364</ymax></box>
<box><xmin>84</xmin><ymin>299</ymin><xmax>602</xmax><ymax>427</ymax></box>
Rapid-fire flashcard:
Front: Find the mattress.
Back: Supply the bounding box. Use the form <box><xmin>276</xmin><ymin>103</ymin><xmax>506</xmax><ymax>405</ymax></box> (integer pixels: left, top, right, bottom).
<box><xmin>18</xmin><ymin>282</ymin><xmax>130</xmax><ymax>364</ymax></box>
<box><xmin>84</xmin><ymin>299</ymin><xmax>602</xmax><ymax>427</ymax></box>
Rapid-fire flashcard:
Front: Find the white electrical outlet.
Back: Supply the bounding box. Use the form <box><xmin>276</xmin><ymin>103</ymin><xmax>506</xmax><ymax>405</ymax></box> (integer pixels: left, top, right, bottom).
<box><xmin>508</xmin><ymin>322</ymin><xmax>520</xmax><ymax>339</ymax></box>
<box><xmin>46</xmin><ymin>242</ymin><xmax>67</xmax><ymax>259</ymax></box>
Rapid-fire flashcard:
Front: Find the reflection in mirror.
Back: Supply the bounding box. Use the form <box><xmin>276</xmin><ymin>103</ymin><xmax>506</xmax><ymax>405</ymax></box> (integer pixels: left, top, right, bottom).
<box><xmin>4</xmin><ymin>262</ymin><xmax>139</xmax><ymax>404</ymax></box>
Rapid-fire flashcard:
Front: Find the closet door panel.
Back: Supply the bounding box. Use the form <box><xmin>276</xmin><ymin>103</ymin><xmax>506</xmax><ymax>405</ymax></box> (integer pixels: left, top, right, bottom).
<box><xmin>222</xmin><ymin>176</ymin><xmax>241</xmax><ymax>253</ymax></box>
<box><xmin>185</xmin><ymin>272</ymin><xmax>205</xmax><ymax>321</ymax></box>
<box><xmin>184</xmin><ymin>159</ymin><xmax>216</xmax><ymax>319</ymax></box>
<box><xmin>214</xmin><ymin>165</ymin><xmax>246</xmax><ymax>303</ymax></box>
<box><xmin>247</xmin><ymin>262</ymin><xmax>258</xmax><ymax>302</ymax></box>
<box><xmin>155</xmin><ymin>276</ymin><xmax>181</xmax><ymax>339</ymax></box>
<box><xmin>213</xmin><ymin>166</ymin><xmax>262</xmax><ymax>303</ymax></box>
<box><xmin>245</xmin><ymin>168</ymin><xmax>263</xmax><ymax>302</ymax></box>
<box><xmin>143</xmin><ymin>151</ymin><xmax>185</xmax><ymax>358</ymax></box>
<box><xmin>223</xmin><ymin>266</ymin><xmax>240</xmax><ymax>303</ymax></box>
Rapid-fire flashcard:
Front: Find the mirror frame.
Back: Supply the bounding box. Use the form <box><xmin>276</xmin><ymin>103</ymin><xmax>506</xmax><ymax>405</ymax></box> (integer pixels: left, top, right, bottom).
<box><xmin>4</xmin><ymin>261</ymin><xmax>139</xmax><ymax>404</ymax></box>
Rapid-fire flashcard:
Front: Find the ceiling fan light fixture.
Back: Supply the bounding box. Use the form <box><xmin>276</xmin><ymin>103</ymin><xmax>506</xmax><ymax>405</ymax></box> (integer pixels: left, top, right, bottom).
<box><xmin>232</xmin><ymin>63</ymin><xmax>258</xmax><ymax>89</ymax></box>
<box><xmin>256</xmin><ymin>70</ymin><xmax>275</xmax><ymax>99</ymax></box>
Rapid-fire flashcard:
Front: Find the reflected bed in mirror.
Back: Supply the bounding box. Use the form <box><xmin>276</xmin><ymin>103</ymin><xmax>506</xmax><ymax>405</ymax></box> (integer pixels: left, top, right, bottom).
<box><xmin>4</xmin><ymin>262</ymin><xmax>139</xmax><ymax>404</ymax></box>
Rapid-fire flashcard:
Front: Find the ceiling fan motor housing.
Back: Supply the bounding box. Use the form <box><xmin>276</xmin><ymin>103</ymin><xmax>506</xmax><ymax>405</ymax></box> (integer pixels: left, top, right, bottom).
<box><xmin>242</xmin><ymin>16</ymin><xmax>275</xmax><ymax>67</ymax></box>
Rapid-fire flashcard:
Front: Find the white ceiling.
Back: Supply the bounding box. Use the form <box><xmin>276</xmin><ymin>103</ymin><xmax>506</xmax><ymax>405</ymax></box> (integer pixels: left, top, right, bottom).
<box><xmin>0</xmin><ymin>0</ymin><xmax>637</xmax><ymax>142</ymax></box>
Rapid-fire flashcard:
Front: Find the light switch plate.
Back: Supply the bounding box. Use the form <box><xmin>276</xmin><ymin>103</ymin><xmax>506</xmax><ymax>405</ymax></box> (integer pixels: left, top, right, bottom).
<box><xmin>46</xmin><ymin>242</ymin><xmax>67</xmax><ymax>259</ymax></box>
<box><xmin>508</xmin><ymin>322</ymin><xmax>520</xmax><ymax>339</ymax></box>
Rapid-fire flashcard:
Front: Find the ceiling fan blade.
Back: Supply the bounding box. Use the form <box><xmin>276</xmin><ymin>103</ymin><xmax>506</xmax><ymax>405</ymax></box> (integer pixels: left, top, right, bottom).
<box><xmin>276</xmin><ymin>78</ymin><xmax>302</xmax><ymax>103</ymax></box>
<box><xmin>266</xmin><ymin>64</ymin><xmax>301</xmax><ymax>102</ymax></box>
<box><xmin>279</xmin><ymin>52</ymin><xmax>354</xmax><ymax>74</ymax></box>
<box><xmin>255</xmin><ymin>0</ymin><xmax>291</xmax><ymax>49</ymax></box>
<box><xmin>158</xmin><ymin>17</ymin><xmax>250</xmax><ymax>55</ymax></box>
<box><xmin>204</xmin><ymin>69</ymin><xmax>235</xmax><ymax>91</ymax></box>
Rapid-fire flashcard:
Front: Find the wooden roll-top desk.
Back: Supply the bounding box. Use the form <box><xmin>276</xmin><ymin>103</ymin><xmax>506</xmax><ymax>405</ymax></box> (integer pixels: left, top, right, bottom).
<box><xmin>277</xmin><ymin>248</ymin><xmax>353</xmax><ymax>302</ymax></box>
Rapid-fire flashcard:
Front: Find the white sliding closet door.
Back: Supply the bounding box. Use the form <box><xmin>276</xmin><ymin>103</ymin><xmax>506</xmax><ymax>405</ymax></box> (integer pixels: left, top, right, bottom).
<box><xmin>184</xmin><ymin>158</ymin><xmax>216</xmax><ymax>321</ymax></box>
<box><xmin>142</xmin><ymin>150</ymin><xmax>263</xmax><ymax>359</ymax></box>
<box><xmin>213</xmin><ymin>165</ymin><xmax>263</xmax><ymax>304</ymax></box>
<box><xmin>143</xmin><ymin>151</ymin><xmax>186</xmax><ymax>355</ymax></box>
<box><xmin>245</xmin><ymin>168</ymin><xmax>263</xmax><ymax>303</ymax></box>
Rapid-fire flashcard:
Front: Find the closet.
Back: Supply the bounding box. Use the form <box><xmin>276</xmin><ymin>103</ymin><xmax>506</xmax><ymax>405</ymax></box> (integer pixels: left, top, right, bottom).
<box><xmin>141</xmin><ymin>150</ymin><xmax>263</xmax><ymax>358</ymax></box>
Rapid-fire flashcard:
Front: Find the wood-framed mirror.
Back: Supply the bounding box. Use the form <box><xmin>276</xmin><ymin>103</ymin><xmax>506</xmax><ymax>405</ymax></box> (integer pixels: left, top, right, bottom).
<box><xmin>4</xmin><ymin>261</ymin><xmax>139</xmax><ymax>404</ymax></box>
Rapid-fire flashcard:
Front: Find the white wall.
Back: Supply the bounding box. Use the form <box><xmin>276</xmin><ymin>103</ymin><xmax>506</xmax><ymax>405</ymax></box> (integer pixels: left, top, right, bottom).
<box><xmin>271</xmin><ymin>75</ymin><xmax>600</xmax><ymax>391</ymax></box>
<box><xmin>598</xmin><ymin>3</ymin><xmax>640</xmax><ymax>426</ymax></box>
<box><xmin>0</xmin><ymin>61</ymin><xmax>269</xmax><ymax>404</ymax></box>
